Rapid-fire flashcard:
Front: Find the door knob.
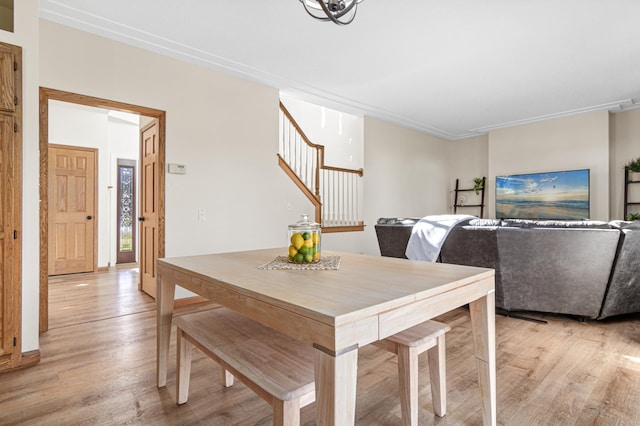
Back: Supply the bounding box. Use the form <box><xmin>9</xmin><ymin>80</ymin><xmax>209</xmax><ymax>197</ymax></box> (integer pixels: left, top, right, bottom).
<box><xmin>86</xmin><ymin>215</ymin><xmax>93</xmax><ymax>220</ymax></box>
<box><xmin>138</xmin><ymin>217</ymin><xmax>145</xmax><ymax>222</ymax></box>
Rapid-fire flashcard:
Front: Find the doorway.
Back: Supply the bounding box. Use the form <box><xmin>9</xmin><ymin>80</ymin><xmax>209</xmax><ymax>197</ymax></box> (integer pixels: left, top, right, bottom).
<box><xmin>39</xmin><ymin>87</ymin><xmax>166</xmax><ymax>333</ymax></box>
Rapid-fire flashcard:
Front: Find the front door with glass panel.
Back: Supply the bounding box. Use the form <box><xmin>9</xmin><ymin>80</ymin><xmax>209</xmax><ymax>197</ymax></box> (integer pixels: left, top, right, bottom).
<box><xmin>116</xmin><ymin>159</ymin><xmax>136</xmax><ymax>264</ymax></box>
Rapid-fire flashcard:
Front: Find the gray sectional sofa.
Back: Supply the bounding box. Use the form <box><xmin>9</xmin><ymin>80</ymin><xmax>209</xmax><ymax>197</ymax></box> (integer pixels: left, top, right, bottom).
<box><xmin>374</xmin><ymin>217</ymin><xmax>640</xmax><ymax>320</ymax></box>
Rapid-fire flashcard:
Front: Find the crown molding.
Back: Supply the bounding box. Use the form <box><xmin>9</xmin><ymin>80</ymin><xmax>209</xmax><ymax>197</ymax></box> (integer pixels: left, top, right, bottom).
<box><xmin>466</xmin><ymin>99</ymin><xmax>635</xmax><ymax>135</ymax></box>
<box><xmin>38</xmin><ymin>2</ymin><xmax>464</xmax><ymax>140</ymax></box>
<box><xmin>39</xmin><ymin>1</ymin><xmax>640</xmax><ymax>142</ymax></box>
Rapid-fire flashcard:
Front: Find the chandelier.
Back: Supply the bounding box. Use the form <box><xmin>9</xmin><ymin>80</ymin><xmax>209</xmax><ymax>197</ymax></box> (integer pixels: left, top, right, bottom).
<box><xmin>299</xmin><ymin>0</ymin><xmax>363</xmax><ymax>25</ymax></box>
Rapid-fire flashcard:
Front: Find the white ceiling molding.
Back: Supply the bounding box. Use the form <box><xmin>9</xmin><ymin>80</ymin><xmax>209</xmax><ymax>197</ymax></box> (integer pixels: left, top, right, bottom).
<box><xmin>468</xmin><ymin>99</ymin><xmax>635</xmax><ymax>135</ymax></box>
<box><xmin>40</xmin><ymin>1</ymin><xmax>640</xmax><ymax>141</ymax></box>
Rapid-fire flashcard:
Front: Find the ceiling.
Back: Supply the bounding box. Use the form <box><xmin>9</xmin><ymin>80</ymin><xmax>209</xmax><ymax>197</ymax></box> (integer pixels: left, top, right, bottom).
<box><xmin>39</xmin><ymin>0</ymin><xmax>640</xmax><ymax>140</ymax></box>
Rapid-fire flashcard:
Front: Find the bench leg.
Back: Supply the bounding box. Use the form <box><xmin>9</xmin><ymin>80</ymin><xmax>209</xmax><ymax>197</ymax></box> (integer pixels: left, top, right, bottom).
<box><xmin>176</xmin><ymin>329</ymin><xmax>193</xmax><ymax>405</ymax></box>
<box><xmin>397</xmin><ymin>345</ymin><xmax>419</xmax><ymax>426</ymax></box>
<box><xmin>427</xmin><ymin>334</ymin><xmax>447</xmax><ymax>417</ymax></box>
<box><xmin>273</xmin><ymin>399</ymin><xmax>301</xmax><ymax>426</ymax></box>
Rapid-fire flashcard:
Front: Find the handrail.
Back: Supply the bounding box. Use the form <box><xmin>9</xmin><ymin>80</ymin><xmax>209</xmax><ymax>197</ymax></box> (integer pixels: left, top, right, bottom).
<box><xmin>279</xmin><ymin>102</ymin><xmax>323</xmax><ymax>149</ymax></box>
<box><xmin>280</xmin><ymin>101</ymin><xmax>322</xmax><ymax>197</ymax></box>
<box><xmin>323</xmin><ymin>165</ymin><xmax>364</xmax><ymax>176</ymax></box>
<box><xmin>279</xmin><ymin>101</ymin><xmax>362</xmax><ymax>178</ymax></box>
<box><xmin>277</xmin><ymin>154</ymin><xmax>320</xmax><ymax>204</ymax></box>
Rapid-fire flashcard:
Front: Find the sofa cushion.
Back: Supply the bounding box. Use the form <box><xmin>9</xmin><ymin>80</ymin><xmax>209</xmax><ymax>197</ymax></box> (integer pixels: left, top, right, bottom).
<box><xmin>375</xmin><ymin>218</ymin><xmax>421</xmax><ymax>258</ymax></box>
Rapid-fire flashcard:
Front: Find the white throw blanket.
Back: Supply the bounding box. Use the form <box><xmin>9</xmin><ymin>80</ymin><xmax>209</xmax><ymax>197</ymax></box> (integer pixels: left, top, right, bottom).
<box><xmin>405</xmin><ymin>214</ymin><xmax>475</xmax><ymax>262</ymax></box>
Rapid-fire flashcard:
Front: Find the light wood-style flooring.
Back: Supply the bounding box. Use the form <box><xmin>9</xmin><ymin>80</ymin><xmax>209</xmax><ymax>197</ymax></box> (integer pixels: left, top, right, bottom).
<box><xmin>1</xmin><ymin>267</ymin><xmax>639</xmax><ymax>425</ymax></box>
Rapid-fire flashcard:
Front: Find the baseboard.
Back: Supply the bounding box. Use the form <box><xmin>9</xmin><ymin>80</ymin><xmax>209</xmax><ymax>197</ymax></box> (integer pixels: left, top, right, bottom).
<box><xmin>20</xmin><ymin>350</ymin><xmax>41</xmax><ymax>368</ymax></box>
<box><xmin>0</xmin><ymin>350</ymin><xmax>41</xmax><ymax>374</ymax></box>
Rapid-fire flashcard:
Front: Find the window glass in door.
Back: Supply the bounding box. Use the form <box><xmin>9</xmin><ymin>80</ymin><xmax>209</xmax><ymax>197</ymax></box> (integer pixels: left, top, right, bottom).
<box><xmin>117</xmin><ymin>159</ymin><xmax>136</xmax><ymax>264</ymax></box>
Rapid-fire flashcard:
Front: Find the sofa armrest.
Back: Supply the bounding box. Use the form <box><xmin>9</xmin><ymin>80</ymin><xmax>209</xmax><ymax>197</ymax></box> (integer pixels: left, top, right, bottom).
<box><xmin>599</xmin><ymin>227</ymin><xmax>640</xmax><ymax>319</ymax></box>
<box><xmin>375</xmin><ymin>218</ymin><xmax>421</xmax><ymax>258</ymax></box>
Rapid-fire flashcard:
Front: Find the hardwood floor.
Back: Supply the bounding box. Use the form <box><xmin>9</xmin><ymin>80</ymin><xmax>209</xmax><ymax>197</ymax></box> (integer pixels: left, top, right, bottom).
<box><xmin>1</xmin><ymin>267</ymin><xmax>639</xmax><ymax>425</ymax></box>
<box><xmin>47</xmin><ymin>265</ymin><xmax>155</xmax><ymax>330</ymax></box>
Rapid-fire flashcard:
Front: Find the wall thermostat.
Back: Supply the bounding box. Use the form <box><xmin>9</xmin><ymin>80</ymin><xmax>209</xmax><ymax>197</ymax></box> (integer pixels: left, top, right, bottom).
<box><xmin>168</xmin><ymin>163</ymin><xmax>187</xmax><ymax>174</ymax></box>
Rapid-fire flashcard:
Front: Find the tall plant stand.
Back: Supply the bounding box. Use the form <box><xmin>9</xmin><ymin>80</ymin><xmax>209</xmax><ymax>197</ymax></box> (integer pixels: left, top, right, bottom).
<box><xmin>453</xmin><ymin>177</ymin><xmax>486</xmax><ymax>218</ymax></box>
<box><xmin>624</xmin><ymin>169</ymin><xmax>640</xmax><ymax>219</ymax></box>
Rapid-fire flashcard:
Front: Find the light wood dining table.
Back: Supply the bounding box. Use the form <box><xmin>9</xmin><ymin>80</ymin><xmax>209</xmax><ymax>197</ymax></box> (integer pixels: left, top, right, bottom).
<box><xmin>156</xmin><ymin>248</ymin><xmax>496</xmax><ymax>425</ymax></box>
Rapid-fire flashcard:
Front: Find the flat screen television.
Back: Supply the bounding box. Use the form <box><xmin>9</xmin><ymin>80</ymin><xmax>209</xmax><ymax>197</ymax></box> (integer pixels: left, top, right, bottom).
<box><xmin>495</xmin><ymin>169</ymin><xmax>590</xmax><ymax>220</ymax></box>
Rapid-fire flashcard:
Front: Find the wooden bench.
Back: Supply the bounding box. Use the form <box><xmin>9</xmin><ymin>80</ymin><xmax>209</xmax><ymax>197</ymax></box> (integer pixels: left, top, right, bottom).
<box><xmin>374</xmin><ymin>320</ymin><xmax>451</xmax><ymax>426</ymax></box>
<box><xmin>174</xmin><ymin>308</ymin><xmax>316</xmax><ymax>426</ymax></box>
<box><xmin>175</xmin><ymin>308</ymin><xmax>450</xmax><ymax>426</ymax></box>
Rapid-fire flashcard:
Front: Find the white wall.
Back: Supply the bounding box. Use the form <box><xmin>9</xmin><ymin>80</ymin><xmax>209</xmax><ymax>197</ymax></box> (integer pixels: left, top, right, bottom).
<box><xmin>48</xmin><ymin>101</ymin><xmax>140</xmax><ymax>267</ymax></box>
<box><xmin>337</xmin><ymin>117</ymin><xmax>450</xmax><ymax>256</ymax></box>
<box><xmin>280</xmin><ymin>95</ymin><xmax>364</xmax><ymax>170</ymax></box>
<box><xmin>448</xmin><ymin>135</ymin><xmax>489</xmax><ymax>214</ymax></box>
<box><xmin>39</xmin><ymin>19</ymin><xmax>305</xmax><ymax>284</ymax></box>
<box><xmin>487</xmin><ymin>111</ymin><xmax>610</xmax><ymax>220</ymax></box>
<box><xmin>610</xmin><ymin>108</ymin><xmax>640</xmax><ymax>220</ymax></box>
<box><xmin>38</xmin><ymin>19</ymin><xmax>318</xmax><ymax>308</ymax></box>
<box><xmin>448</xmin><ymin>110</ymin><xmax>640</xmax><ymax>222</ymax></box>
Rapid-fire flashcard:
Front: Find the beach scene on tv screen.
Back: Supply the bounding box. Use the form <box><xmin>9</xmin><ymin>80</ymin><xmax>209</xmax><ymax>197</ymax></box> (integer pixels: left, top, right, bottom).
<box><xmin>496</xmin><ymin>169</ymin><xmax>590</xmax><ymax>220</ymax></box>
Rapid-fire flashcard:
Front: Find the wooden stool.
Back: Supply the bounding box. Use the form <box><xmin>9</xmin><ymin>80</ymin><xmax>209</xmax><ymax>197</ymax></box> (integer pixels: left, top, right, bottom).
<box><xmin>374</xmin><ymin>320</ymin><xmax>451</xmax><ymax>426</ymax></box>
<box><xmin>174</xmin><ymin>308</ymin><xmax>316</xmax><ymax>426</ymax></box>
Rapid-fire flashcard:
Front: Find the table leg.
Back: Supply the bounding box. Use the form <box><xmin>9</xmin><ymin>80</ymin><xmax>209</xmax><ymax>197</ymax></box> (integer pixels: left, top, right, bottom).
<box><xmin>156</xmin><ymin>271</ymin><xmax>176</xmax><ymax>388</ymax></box>
<box><xmin>469</xmin><ymin>289</ymin><xmax>497</xmax><ymax>426</ymax></box>
<box><xmin>313</xmin><ymin>344</ymin><xmax>358</xmax><ymax>425</ymax></box>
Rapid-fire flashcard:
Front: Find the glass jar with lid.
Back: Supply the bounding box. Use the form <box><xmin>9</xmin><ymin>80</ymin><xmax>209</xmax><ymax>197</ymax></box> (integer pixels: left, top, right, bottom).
<box><xmin>287</xmin><ymin>214</ymin><xmax>321</xmax><ymax>263</ymax></box>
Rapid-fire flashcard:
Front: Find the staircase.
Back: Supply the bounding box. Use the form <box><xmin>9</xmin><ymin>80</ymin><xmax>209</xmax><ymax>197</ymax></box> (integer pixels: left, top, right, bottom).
<box><xmin>278</xmin><ymin>101</ymin><xmax>364</xmax><ymax>233</ymax></box>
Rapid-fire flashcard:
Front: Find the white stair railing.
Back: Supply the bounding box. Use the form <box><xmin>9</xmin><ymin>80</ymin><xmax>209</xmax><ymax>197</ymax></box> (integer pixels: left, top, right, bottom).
<box><xmin>278</xmin><ymin>102</ymin><xmax>363</xmax><ymax>231</ymax></box>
